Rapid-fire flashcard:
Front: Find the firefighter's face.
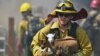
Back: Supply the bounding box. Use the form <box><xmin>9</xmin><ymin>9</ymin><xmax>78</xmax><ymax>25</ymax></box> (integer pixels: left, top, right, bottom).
<box><xmin>22</xmin><ymin>10</ymin><xmax>33</xmax><ymax>19</ymax></box>
<box><xmin>58</xmin><ymin>13</ymin><xmax>73</xmax><ymax>26</ymax></box>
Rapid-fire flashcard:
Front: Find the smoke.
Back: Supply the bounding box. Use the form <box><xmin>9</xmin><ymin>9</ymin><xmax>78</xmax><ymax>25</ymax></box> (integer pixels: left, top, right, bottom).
<box><xmin>0</xmin><ymin>0</ymin><xmax>59</xmax><ymax>30</ymax></box>
<box><xmin>0</xmin><ymin>0</ymin><xmax>90</xmax><ymax>30</ymax></box>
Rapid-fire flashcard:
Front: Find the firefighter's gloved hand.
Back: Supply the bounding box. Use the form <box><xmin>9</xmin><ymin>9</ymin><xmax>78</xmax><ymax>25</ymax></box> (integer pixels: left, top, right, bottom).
<box><xmin>38</xmin><ymin>47</ymin><xmax>47</xmax><ymax>56</ymax></box>
<box><xmin>75</xmin><ymin>51</ymin><xmax>83</xmax><ymax>56</ymax></box>
<box><xmin>39</xmin><ymin>47</ymin><xmax>53</xmax><ymax>56</ymax></box>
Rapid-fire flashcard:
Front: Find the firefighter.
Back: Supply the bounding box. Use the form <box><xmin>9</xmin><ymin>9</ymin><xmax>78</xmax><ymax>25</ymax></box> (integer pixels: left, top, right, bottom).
<box><xmin>82</xmin><ymin>0</ymin><xmax>100</xmax><ymax>56</ymax></box>
<box><xmin>90</xmin><ymin>0</ymin><xmax>100</xmax><ymax>10</ymax></box>
<box><xmin>17</xmin><ymin>2</ymin><xmax>44</xmax><ymax>56</ymax></box>
<box><xmin>17</xmin><ymin>2</ymin><xmax>33</xmax><ymax>56</ymax></box>
<box><xmin>31</xmin><ymin>1</ymin><xmax>92</xmax><ymax>56</ymax></box>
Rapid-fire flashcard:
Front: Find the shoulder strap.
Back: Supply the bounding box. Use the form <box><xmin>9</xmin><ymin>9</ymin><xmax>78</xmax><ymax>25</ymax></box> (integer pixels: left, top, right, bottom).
<box><xmin>68</xmin><ymin>23</ymin><xmax>82</xmax><ymax>50</ymax></box>
<box><xmin>68</xmin><ymin>23</ymin><xmax>78</xmax><ymax>38</ymax></box>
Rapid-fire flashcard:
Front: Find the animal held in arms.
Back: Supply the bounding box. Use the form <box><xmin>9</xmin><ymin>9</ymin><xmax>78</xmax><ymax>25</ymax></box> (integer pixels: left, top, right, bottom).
<box><xmin>40</xmin><ymin>35</ymin><xmax>79</xmax><ymax>56</ymax></box>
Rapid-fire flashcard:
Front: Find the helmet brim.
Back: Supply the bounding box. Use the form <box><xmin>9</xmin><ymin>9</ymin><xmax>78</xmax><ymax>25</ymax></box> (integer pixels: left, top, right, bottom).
<box><xmin>72</xmin><ymin>8</ymin><xmax>88</xmax><ymax>21</ymax></box>
<box><xmin>50</xmin><ymin>8</ymin><xmax>87</xmax><ymax>20</ymax></box>
<box><xmin>54</xmin><ymin>9</ymin><xmax>77</xmax><ymax>14</ymax></box>
<box><xmin>45</xmin><ymin>8</ymin><xmax>88</xmax><ymax>24</ymax></box>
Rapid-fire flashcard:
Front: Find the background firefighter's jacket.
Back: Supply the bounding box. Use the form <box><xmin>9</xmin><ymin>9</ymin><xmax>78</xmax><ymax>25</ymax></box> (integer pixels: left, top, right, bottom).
<box><xmin>18</xmin><ymin>17</ymin><xmax>44</xmax><ymax>47</ymax></box>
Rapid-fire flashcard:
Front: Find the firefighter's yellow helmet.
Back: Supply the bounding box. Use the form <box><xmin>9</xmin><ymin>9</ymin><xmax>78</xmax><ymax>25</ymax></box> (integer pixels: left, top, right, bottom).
<box><xmin>20</xmin><ymin>2</ymin><xmax>32</xmax><ymax>12</ymax></box>
<box><xmin>55</xmin><ymin>1</ymin><xmax>77</xmax><ymax>13</ymax></box>
<box><xmin>47</xmin><ymin>1</ymin><xmax>88</xmax><ymax>22</ymax></box>
<box><xmin>51</xmin><ymin>1</ymin><xmax>77</xmax><ymax>15</ymax></box>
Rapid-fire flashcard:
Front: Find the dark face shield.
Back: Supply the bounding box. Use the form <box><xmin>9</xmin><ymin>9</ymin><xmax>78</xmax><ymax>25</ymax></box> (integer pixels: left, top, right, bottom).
<box><xmin>22</xmin><ymin>10</ymin><xmax>32</xmax><ymax>16</ymax></box>
<box><xmin>21</xmin><ymin>10</ymin><xmax>33</xmax><ymax>19</ymax></box>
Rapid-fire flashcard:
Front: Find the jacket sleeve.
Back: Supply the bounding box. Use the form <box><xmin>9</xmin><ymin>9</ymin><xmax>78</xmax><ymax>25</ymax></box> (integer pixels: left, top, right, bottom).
<box><xmin>31</xmin><ymin>23</ymin><xmax>52</xmax><ymax>56</ymax></box>
<box><xmin>18</xmin><ymin>22</ymin><xmax>24</xmax><ymax>40</ymax></box>
<box><xmin>76</xmin><ymin>27</ymin><xmax>93</xmax><ymax>56</ymax></box>
<box><xmin>31</xmin><ymin>30</ymin><xmax>47</xmax><ymax>56</ymax></box>
<box><xmin>18</xmin><ymin>21</ymin><xmax>27</xmax><ymax>40</ymax></box>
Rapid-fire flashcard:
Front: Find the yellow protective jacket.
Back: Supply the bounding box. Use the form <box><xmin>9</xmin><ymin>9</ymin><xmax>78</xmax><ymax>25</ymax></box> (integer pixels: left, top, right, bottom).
<box><xmin>31</xmin><ymin>21</ymin><xmax>93</xmax><ymax>56</ymax></box>
<box><xmin>18</xmin><ymin>18</ymin><xmax>44</xmax><ymax>44</ymax></box>
<box><xmin>18</xmin><ymin>19</ymin><xmax>28</xmax><ymax>46</ymax></box>
<box><xmin>18</xmin><ymin>19</ymin><xmax>28</xmax><ymax>39</ymax></box>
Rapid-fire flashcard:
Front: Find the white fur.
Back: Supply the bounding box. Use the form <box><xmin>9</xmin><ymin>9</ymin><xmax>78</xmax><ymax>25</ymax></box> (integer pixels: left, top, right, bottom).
<box><xmin>47</xmin><ymin>33</ymin><xmax>55</xmax><ymax>43</ymax></box>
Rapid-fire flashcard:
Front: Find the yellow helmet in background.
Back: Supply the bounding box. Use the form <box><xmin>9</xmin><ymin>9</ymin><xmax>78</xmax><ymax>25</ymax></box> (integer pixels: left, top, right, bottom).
<box><xmin>20</xmin><ymin>2</ymin><xmax>32</xmax><ymax>13</ymax></box>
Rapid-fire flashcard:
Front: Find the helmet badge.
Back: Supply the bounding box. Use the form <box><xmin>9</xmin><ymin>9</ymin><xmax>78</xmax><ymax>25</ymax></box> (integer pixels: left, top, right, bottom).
<box><xmin>61</xmin><ymin>5</ymin><xmax>66</xmax><ymax>11</ymax></box>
